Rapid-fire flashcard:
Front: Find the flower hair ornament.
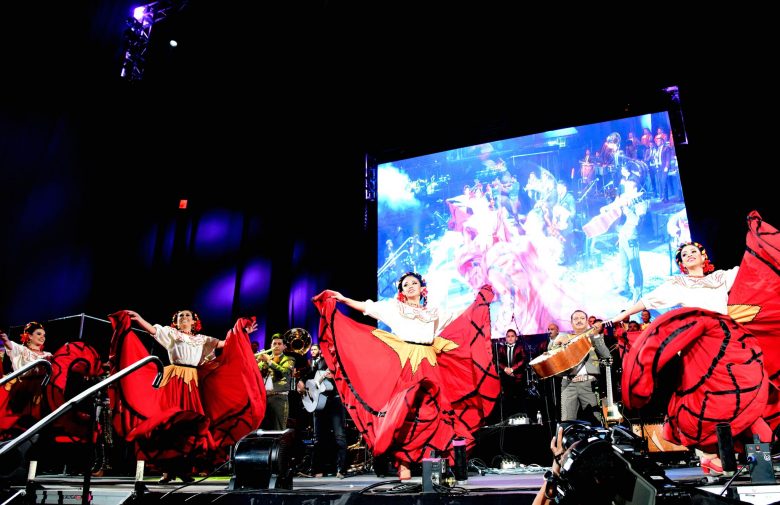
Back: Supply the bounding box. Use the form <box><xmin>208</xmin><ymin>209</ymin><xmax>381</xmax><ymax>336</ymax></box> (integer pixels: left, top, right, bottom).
<box><xmin>675</xmin><ymin>241</ymin><xmax>715</xmax><ymax>275</ymax></box>
<box><xmin>397</xmin><ymin>271</ymin><xmax>428</xmax><ymax>307</ymax></box>
<box><xmin>20</xmin><ymin>321</ymin><xmax>45</xmax><ymax>348</ymax></box>
<box><xmin>171</xmin><ymin>310</ymin><xmax>202</xmax><ymax>333</ymax></box>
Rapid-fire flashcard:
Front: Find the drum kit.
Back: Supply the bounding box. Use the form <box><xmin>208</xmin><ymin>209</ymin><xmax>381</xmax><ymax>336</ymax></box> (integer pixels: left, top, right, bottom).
<box><xmin>580</xmin><ymin>161</ymin><xmax>595</xmax><ymax>183</ymax></box>
<box><xmin>292</xmin><ymin>418</ymin><xmax>373</xmax><ymax>476</ymax></box>
<box><xmin>345</xmin><ymin>418</ymin><xmax>372</xmax><ymax>474</ymax></box>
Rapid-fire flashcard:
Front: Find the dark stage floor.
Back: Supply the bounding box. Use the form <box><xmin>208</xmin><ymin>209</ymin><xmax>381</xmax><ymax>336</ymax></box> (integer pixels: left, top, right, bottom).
<box><xmin>9</xmin><ymin>465</ymin><xmax>780</xmax><ymax>505</ymax></box>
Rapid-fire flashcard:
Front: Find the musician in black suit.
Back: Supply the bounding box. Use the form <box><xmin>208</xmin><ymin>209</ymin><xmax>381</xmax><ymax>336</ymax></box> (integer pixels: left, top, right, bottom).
<box><xmin>652</xmin><ymin>135</ymin><xmax>674</xmax><ymax>202</ymax></box>
<box><xmin>296</xmin><ymin>343</ymin><xmax>348</xmax><ymax>478</ymax></box>
<box><xmin>497</xmin><ymin>329</ymin><xmax>528</xmax><ymax>419</ymax></box>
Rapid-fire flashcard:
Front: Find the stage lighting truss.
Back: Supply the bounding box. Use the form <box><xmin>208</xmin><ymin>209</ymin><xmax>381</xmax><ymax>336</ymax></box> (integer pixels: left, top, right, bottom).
<box><xmin>120</xmin><ymin>0</ymin><xmax>185</xmax><ymax>82</ymax></box>
<box><xmin>364</xmin><ymin>156</ymin><xmax>377</xmax><ymax>202</ymax></box>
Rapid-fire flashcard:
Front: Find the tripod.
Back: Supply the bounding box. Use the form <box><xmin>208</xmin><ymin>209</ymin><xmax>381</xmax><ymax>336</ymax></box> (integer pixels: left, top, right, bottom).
<box><xmin>517</xmin><ymin>332</ymin><xmax>539</xmax><ymax>421</ymax></box>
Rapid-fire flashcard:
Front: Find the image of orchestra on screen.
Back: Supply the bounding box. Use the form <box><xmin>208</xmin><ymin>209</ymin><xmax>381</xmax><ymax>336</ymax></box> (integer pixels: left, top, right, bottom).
<box><xmin>377</xmin><ymin>111</ymin><xmax>688</xmax><ymax>337</ymax></box>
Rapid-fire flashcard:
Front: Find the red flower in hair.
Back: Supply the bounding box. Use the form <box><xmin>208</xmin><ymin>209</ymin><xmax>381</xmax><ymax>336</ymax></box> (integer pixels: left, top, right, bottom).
<box><xmin>171</xmin><ymin>310</ymin><xmax>202</xmax><ymax>333</ymax></box>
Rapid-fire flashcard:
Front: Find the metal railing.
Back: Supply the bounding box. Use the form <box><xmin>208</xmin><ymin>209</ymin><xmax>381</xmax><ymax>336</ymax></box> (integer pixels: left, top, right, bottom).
<box><xmin>0</xmin><ymin>356</ymin><xmax>164</xmax><ymax>505</ymax></box>
<box><xmin>0</xmin><ymin>359</ymin><xmax>52</xmax><ymax>388</ymax></box>
<box><xmin>0</xmin><ymin>355</ymin><xmax>163</xmax><ymax>458</ymax></box>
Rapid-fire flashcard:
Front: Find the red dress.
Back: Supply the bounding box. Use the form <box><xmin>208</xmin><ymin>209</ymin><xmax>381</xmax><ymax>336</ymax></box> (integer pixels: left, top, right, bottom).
<box><xmin>108</xmin><ymin>311</ymin><xmax>266</xmax><ymax>472</ymax></box>
<box><xmin>622</xmin><ymin>211</ymin><xmax>780</xmax><ymax>451</ymax></box>
<box><xmin>312</xmin><ymin>285</ymin><xmax>499</xmax><ymax>465</ymax></box>
<box><xmin>0</xmin><ymin>341</ymin><xmax>102</xmax><ymax>441</ymax></box>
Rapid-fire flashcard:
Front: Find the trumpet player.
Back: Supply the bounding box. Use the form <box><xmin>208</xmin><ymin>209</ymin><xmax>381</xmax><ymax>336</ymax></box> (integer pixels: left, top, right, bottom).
<box><xmin>257</xmin><ymin>334</ymin><xmax>293</xmax><ymax>430</ymax></box>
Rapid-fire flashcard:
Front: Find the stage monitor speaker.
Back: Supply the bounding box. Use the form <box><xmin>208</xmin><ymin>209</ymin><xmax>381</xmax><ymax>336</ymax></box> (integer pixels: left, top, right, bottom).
<box><xmin>472</xmin><ymin>424</ymin><xmax>549</xmax><ymax>466</ymax></box>
<box><xmin>0</xmin><ymin>435</ymin><xmax>37</xmax><ymax>485</ymax></box>
<box><xmin>229</xmin><ymin>428</ymin><xmax>295</xmax><ymax>490</ymax></box>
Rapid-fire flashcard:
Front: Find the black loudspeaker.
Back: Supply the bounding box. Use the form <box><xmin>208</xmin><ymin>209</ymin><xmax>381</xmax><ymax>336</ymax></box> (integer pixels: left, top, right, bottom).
<box><xmin>472</xmin><ymin>425</ymin><xmax>549</xmax><ymax>466</ymax></box>
<box><xmin>0</xmin><ymin>436</ymin><xmax>37</xmax><ymax>485</ymax></box>
<box><xmin>229</xmin><ymin>429</ymin><xmax>295</xmax><ymax>490</ymax></box>
<box><xmin>716</xmin><ymin>423</ymin><xmax>738</xmax><ymax>473</ymax></box>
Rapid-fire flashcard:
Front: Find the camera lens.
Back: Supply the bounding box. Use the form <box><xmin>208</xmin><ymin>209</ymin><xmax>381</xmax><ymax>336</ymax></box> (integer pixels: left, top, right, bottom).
<box><xmin>559</xmin><ymin>421</ymin><xmax>609</xmax><ymax>450</ymax></box>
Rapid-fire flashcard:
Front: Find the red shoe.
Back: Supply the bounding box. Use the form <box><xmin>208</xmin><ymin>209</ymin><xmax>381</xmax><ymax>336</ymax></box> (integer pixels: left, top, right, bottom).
<box><xmin>701</xmin><ymin>457</ymin><xmax>724</xmax><ymax>475</ymax></box>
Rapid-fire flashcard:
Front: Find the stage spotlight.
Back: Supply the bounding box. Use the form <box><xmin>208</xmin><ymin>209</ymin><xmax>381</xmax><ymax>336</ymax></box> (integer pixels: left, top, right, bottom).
<box><xmin>229</xmin><ymin>429</ymin><xmax>295</xmax><ymax>490</ymax></box>
<box><xmin>120</xmin><ymin>1</ymin><xmax>185</xmax><ymax>81</ymax></box>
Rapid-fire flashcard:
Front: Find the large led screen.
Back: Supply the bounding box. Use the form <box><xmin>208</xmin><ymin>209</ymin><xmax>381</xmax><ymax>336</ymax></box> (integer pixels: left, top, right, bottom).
<box><xmin>377</xmin><ymin>111</ymin><xmax>688</xmax><ymax>336</ymax></box>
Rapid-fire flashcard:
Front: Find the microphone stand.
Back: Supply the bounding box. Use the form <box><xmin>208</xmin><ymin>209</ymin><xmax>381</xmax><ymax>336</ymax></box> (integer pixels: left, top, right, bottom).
<box><xmin>516</xmin><ymin>333</ymin><xmax>536</xmax><ymax>398</ymax></box>
<box><xmin>577</xmin><ymin>178</ymin><xmax>598</xmax><ymax>203</ymax></box>
<box><xmin>493</xmin><ymin>339</ymin><xmax>505</xmax><ymax>426</ymax></box>
<box><xmin>540</xmin><ymin>332</ymin><xmax>557</xmax><ymax>438</ymax></box>
<box><xmin>517</xmin><ymin>332</ymin><xmax>541</xmax><ymax>430</ymax></box>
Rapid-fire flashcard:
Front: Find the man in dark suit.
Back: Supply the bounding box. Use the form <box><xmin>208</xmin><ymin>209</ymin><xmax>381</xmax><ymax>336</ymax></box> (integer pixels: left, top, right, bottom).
<box><xmin>497</xmin><ymin>329</ymin><xmax>528</xmax><ymax>419</ymax></box>
<box><xmin>652</xmin><ymin>135</ymin><xmax>674</xmax><ymax>201</ymax></box>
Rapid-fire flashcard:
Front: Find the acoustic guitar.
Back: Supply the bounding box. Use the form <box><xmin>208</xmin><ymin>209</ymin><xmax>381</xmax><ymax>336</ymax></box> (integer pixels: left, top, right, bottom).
<box><xmin>582</xmin><ymin>192</ymin><xmax>644</xmax><ymax>238</ymax></box>
<box><xmin>529</xmin><ymin>327</ymin><xmax>599</xmax><ymax>379</ymax></box>
<box><xmin>301</xmin><ymin>370</ymin><xmax>334</xmax><ymax>413</ymax></box>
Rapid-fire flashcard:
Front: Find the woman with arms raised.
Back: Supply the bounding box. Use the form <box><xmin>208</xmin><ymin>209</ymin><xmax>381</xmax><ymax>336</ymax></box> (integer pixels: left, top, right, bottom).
<box><xmin>313</xmin><ymin>272</ymin><xmax>498</xmax><ymax>480</ymax></box>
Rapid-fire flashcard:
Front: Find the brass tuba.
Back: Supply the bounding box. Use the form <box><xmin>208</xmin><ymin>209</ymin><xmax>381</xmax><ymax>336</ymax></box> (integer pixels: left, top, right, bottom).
<box><xmin>283</xmin><ymin>328</ymin><xmax>312</xmax><ymax>356</ymax></box>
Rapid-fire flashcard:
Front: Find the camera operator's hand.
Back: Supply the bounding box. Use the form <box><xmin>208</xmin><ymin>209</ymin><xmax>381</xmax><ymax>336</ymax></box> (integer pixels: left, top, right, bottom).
<box><xmin>535</xmin><ymin>426</ymin><xmax>566</xmax><ymax>505</ymax></box>
<box><xmin>550</xmin><ymin>426</ymin><xmax>565</xmax><ymax>475</ymax></box>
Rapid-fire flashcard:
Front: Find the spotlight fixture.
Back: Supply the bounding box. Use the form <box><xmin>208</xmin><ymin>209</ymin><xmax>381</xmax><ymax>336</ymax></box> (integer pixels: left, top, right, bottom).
<box><xmin>119</xmin><ymin>0</ymin><xmax>186</xmax><ymax>81</ymax></box>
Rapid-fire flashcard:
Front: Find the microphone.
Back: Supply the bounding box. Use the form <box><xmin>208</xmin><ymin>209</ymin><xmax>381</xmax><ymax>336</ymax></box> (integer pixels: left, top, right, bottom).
<box><xmin>603</xmin><ymin>181</ymin><xmax>614</xmax><ymax>188</ymax></box>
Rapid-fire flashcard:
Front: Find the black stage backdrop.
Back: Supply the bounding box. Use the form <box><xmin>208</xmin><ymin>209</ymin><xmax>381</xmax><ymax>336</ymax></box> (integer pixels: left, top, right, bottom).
<box><xmin>1</xmin><ymin>3</ymin><xmax>777</xmax><ymax>352</ymax></box>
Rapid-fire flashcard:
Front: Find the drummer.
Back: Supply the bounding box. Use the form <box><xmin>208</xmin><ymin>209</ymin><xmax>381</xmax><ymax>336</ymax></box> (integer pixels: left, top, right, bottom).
<box><xmin>549</xmin><ymin>310</ymin><xmax>612</xmax><ymax>424</ymax></box>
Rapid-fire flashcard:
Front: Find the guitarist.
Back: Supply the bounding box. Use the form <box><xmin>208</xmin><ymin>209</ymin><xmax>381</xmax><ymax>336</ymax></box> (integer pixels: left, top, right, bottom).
<box><xmin>550</xmin><ymin>310</ymin><xmax>612</xmax><ymax>425</ymax></box>
<box><xmin>296</xmin><ymin>344</ymin><xmax>347</xmax><ymax>479</ymax></box>
<box><xmin>615</xmin><ymin>177</ymin><xmax>647</xmax><ymax>302</ymax></box>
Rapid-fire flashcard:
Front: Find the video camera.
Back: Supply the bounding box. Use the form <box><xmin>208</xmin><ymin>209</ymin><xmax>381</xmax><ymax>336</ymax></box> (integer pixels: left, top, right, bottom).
<box><xmin>559</xmin><ymin>420</ymin><xmax>611</xmax><ymax>450</ymax></box>
<box><xmin>553</xmin><ymin>422</ymin><xmax>749</xmax><ymax>505</ymax></box>
<box><xmin>553</xmin><ymin>422</ymin><xmax>672</xmax><ymax>505</ymax></box>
